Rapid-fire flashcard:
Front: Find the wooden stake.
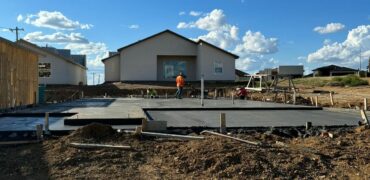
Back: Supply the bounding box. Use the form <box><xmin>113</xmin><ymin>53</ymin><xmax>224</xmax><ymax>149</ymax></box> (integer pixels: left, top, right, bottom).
<box><xmin>293</xmin><ymin>91</ymin><xmax>296</xmax><ymax>105</ymax></box>
<box><xmin>315</xmin><ymin>96</ymin><xmax>319</xmax><ymax>107</ymax></box>
<box><xmin>364</xmin><ymin>98</ymin><xmax>367</xmax><ymax>111</ymax></box>
<box><xmin>306</xmin><ymin>121</ymin><xmax>312</xmax><ymax>130</ymax></box>
<box><xmin>220</xmin><ymin>113</ymin><xmax>226</xmax><ymax>133</ymax></box>
<box><xmin>310</xmin><ymin>97</ymin><xmax>314</xmax><ymax>106</ymax></box>
<box><xmin>329</xmin><ymin>92</ymin><xmax>334</xmax><ymax>106</ymax></box>
<box><xmin>141</xmin><ymin>118</ymin><xmax>148</xmax><ymax>131</ymax></box>
<box><xmin>360</xmin><ymin>109</ymin><xmax>369</xmax><ymax>125</ymax></box>
<box><xmin>283</xmin><ymin>90</ymin><xmax>287</xmax><ymax>104</ymax></box>
<box><xmin>135</xmin><ymin>126</ymin><xmax>142</xmax><ymax>135</ymax></box>
<box><xmin>44</xmin><ymin>112</ymin><xmax>49</xmax><ymax>134</ymax></box>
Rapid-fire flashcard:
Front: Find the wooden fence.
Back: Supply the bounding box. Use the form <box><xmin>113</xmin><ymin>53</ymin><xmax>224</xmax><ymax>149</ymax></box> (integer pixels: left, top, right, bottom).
<box><xmin>0</xmin><ymin>37</ymin><xmax>38</xmax><ymax>110</ymax></box>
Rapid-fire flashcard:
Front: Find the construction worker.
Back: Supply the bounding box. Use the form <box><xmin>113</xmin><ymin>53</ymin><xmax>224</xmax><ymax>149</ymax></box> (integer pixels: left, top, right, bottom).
<box><xmin>236</xmin><ymin>86</ymin><xmax>247</xmax><ymax>100</ymax></box>
<box><xmin>175</xmin><ymin>72</ymin><xmax>185</xmax><ymax>99</ymax></box>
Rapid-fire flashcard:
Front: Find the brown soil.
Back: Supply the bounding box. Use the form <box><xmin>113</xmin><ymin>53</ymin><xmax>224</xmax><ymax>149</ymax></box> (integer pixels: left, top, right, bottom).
<box><xmin>0</xmin><ymin>124</ymin><xmax>369</xmax><ymax>179</ymax></box>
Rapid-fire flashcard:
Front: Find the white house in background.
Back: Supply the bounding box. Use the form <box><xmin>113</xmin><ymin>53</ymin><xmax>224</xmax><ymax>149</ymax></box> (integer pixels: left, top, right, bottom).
<box><xmin>102</xmin><ymin>29</ymin><xmax>239</xmax><ymax>82</ymax></box>
<box><xmin>17</xmin><ymin>39</ymin><xmax>87</xmax><ymax>85</ymax></box>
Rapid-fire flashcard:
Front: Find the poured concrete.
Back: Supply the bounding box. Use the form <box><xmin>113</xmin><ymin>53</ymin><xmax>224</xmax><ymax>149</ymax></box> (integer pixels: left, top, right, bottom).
<box><xmin>147</xmin><ymin>110</ymin><xmax>359</xmax><ymax>127</ymax></box>
<box><xmin>0</xmin><ymin>98</ymin><xmax>362</xmax><ymax>131</ymax></box>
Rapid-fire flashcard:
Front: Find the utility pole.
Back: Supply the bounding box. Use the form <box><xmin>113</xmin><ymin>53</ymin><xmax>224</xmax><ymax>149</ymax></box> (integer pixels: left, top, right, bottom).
<box><xmin>92</xmin><ymin>72</ymin><xmax>96</xmax><ymax>85</ymax></box>
<box><xmin>9</xmin><ymin>26</ymin><xmax>24</xmax><ymax>41</ymax></box>
<box><xmin>98</xmin><ymin>74</ymin><xmax>100</xmax><ymax>84</ymax></box>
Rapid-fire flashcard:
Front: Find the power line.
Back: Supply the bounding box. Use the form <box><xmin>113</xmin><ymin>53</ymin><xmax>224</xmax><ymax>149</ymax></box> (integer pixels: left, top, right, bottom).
<box><xmin>0</xmin><ymin>26</ymin><xmax>24</xmax><ymax>41</ymax></box>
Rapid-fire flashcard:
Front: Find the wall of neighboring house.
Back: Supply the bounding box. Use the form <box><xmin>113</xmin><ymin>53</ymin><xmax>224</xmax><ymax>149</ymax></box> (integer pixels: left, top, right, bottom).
<box><xmin>18</xmin><ymin>42</ymin><xmax>87</xmax><ymax>85</ymax></box>
<box><xmin>38</xmin><ymin>54</ymin><xmax>86</xmax><ymax>85</ymax></box>
<box><xmin>0</xmin><ymin>38</ymin><xmax>38</xmax><ymax>110</ymax></box>
<box><xmin>197</xmin><ymin>42</ymin><xmax>235</xmax><ymax>81</ymax></box>
<box><xmin>120</xmin><ymin>32</ymin><xmax>197</xmax><ymax>81</ymax></box>
<box><xmin>104</xmin><ymin>55</ymin><xmax>120</xmax><ymax>82</ymax></box>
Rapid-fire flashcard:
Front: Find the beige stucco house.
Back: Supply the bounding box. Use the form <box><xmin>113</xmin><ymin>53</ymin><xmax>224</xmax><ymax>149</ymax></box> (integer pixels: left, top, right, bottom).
<box><xmin>18</xmin><ymin>40</ymin><xmax>87</xmax><ymax>85</ymax></box>
<box><xmin>102</xmin><ymin>30</ymin><xmax>238</xmax><ymax>82</ymax></box>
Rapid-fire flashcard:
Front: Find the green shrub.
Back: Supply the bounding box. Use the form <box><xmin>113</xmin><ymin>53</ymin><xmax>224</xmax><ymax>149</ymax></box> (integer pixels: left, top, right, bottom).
<box><xmin>329</xmin><ymin>75</ymin><xmax>368</xmax><ymax>87</ymax></box>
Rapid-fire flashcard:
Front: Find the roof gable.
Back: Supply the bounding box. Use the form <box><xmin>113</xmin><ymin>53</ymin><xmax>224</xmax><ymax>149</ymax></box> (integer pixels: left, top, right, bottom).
<box><xmin>117</xmin><ymin>29</ymin><xmax>197</xmax><ymax>52</ymax></box>
<box><xmin>17</xmin><ymin>39</ymin><xmax>87</xmax><ymax>70</ymax></box>
<box><xmin>116</xmin><ymin>29</ymin><xmax>239</xmax><ymax>59</ymax></box>
<box><xmin>312</xmin><ymin>65</ymin><xmax>357</xmax><ymax>72</ymax></box>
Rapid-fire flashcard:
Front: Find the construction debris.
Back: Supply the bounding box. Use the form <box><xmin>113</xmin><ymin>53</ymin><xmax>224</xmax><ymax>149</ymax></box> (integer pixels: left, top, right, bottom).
<box><xmin>69</xmin><ymin>142</ymin><xmax>131</xmax><ymax>149</ymax></box>
<box><xmin>200</xmin><ymin>130</ymin><xmax>262</xmax><ymax>146</ymax></box>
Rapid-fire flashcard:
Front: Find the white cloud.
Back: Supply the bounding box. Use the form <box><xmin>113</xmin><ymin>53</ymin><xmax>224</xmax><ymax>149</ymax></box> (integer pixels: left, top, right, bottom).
<box><xmin>234</xmin><ymin>31</ymin><xmax>278</xmax><ymax>54</ymax></box>
<box><xmin>66</xmin><ymin>42</ymin><xmax>108</xmax><ymax>69</ymax></box>
<box><xmin>179</xmin><ymin>11</ymin><xmax>186</xmax><ymax>16</ymax></box>
<box><xmin>297</xmin><ymin>56</ymin><xmax>307</xmax><ymax>61</ymax></box>
<box><xmin>17</xmin><ymin>14</ymin><xmax>23</xmax><ymax>22</ymax></box>
<box><xmin>177</xmin><ymin>9</ymin><xmax>239</xmax><ymax>49</ymax></box>
<box><xmin>23</xmin><ymin>31</ymin><xmax>89</xmax><ymax>44</ymax></box>
<box><xmin>21</xmin><ymin>11</ymin><xmax>93</xmax><ymax>30</ymax></box>
<box><xmin>313</xmin><ymin>23</ymin><xmax>345</xmax><ymax>34</ymax></box>
<box><xmin>128</xmin><ymin>24</ymin><xmax>139</xmax><ymax>29</ymax></box>
<box><xmin>177</xmin><ymin>8</ymin><xmax>280</xmax><ymax>72</ymax></box>
<box><xmin>307</xmin><ymin>25</ymin><xmax>370</xmax><ymax>66</ymax></box>
<box><xmin>189</xmin><ymin>11</ymin><xmax>202</xmax><ymax>16</ymax></box>
<box><xmin>323</xmin><ymin>39</ymin><xmax>332</xmax><ymax>45</ymax></box>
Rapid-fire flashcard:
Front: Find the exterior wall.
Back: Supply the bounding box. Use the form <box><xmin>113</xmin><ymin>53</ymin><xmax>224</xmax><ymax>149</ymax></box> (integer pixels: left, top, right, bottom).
<box><xmin>18</xmin><ymin>42</ymin><xmax>87</xmax><ymax>85</ymax></box>
<box><xmin>197</xmin><ymin>42</ymin><xmax>235</xmax><ymax>81</ymax></box>
<box><xmin>0</xmin><ymin>38</ymin><xmax>38</xmax><ymax>110</ymax></box>
<box><xmin>104</xmin><ymin>55</ymin><xmax>120</xmax><ymax>82</ymax></box>
<box><xmin>120</xmin><ymin>32</ymin><xmax>197</xmax><ymax>81</ymax></box>
<box><xmin>157</xmin><ymin>56</ymin><xmax>196</xmax><ymax>81</ymax></box>
<box><xmin>278</xmin><ymin>66</ymin><xmax>304</xmax><ymax>76</ymax></box>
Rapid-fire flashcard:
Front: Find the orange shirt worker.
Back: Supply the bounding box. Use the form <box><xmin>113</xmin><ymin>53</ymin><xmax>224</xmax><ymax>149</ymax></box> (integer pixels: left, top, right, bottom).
<box><xmin>175</xmin><ymin>72</ymin><xmax>185</xmax><ymax>99</ymax></box>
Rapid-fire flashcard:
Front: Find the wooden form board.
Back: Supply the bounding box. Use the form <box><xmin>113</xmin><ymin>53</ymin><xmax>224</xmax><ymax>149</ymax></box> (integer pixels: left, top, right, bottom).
<box><xmin>0</xmin><ymin>38</ymin><xmax>38</xmax><ymax>110</ymax></box>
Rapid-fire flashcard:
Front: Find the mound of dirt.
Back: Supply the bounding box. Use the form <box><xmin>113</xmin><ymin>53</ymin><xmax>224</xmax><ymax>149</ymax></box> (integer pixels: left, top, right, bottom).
<box><xmin>66</xmin><ymin>123</ymin><xmax>117</xmax><ymax>142</ymax></box>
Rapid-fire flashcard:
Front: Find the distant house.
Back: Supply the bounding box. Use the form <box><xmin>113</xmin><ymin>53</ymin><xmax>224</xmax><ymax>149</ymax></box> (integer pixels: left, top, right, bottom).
<box><xmin>235</xmin><ymin>69</ymin><xmax>249</xmax><ymax>82</ymax></box>
<box><xmin>257</xmin><ymin>65</ymin><xmax>303</xmax><ymax>81</ymax></box>
<box><xmin>277</xmin><ymin>65</ymin><xmax>304</xmax><ymax>78</ymax></box>
<box><xmin>17</xmin><ymin>40</ymin><xmax>87</xmax><ymax>85</ymax></box>
<box><xmin>102</xmin><ymin>29</ymin><xmax>239</xmax><ymax>82</ymax></box>
<box><xmin>312</xmin><ymin>65</ymin><xmax>357</xmax><ymax>77</ymax></box>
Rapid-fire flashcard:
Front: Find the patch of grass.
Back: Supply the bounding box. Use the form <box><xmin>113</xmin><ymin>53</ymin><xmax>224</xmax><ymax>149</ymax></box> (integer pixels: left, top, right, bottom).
<box><xmin>330</xmin><ymin>75</ymin><xmax>368</xmax><ymax>87</ymax></box>
<box><xmin>292</xmin><ymin>77</ymin><xmax>331</xmax><ymax>87</ymax></box>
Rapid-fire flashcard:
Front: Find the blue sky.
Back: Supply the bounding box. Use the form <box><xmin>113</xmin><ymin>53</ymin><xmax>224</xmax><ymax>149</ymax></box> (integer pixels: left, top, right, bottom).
<box><xmin>1</xmin><ymin>0</ymin><xmax>370</xmax><ymax>84</ymax></box>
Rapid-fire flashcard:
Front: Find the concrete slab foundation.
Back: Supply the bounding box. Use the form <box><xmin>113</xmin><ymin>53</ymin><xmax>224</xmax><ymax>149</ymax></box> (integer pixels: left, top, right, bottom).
<box><xmin>0</xmin><ymin>98</ymin><xmax>363</xmax><ymax>133</ymax></box>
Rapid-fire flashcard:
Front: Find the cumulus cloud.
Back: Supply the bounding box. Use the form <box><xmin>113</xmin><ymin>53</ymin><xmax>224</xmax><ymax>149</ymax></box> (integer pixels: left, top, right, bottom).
<box><xmin>189</xmin><ymin>11</ymin><xmax>202</xmax><ymax>16</ymax></box>
<box><xmin>177</xmin><ymin>9</ymin><xmax>239</xmax><ymax>49</ymax></box>
<box><xmin>313</xmin><ymin>23</ymin><xmax>345</xmax><ymax>34</ymax></box>
<box><xmin>128</xmin><ymin>24</ymin><xmax>139</xmax><ymax>29</ymax></box>
<box><xmin>20</xmin><ymin>11</ymin><xmax>93</xmax><ymax>30</ymax></box>
<box><xmin>178</xmin><ymin>11</ymin><xmax>186</xmax><ymax>16</ymax></box>
<box><xmin>234</xmin><ymin>31</ymin><xmax>278</xmax><ymax>54</ymax></box>
<box><xmin>307</xmin><ymin>25</ymin><xmax>370</xmax><ymax>65</ymax></box>
<box><xmin>24</xmin><ymin>31</ymin><xmax>89</xmax><ymax>44</ymax></box>
<box><xmin>177</xmin><ymin>9</ymin><xmax>279</xmax><ymax>72</ymax></box>
<box><xmin>66</xmin><ymin>42</ymin><xmax>109</xmax><ymax>69</ymax></box>
<box><xmin>16</xmin><ymin>14</ymin><xmax>23</xmax><ymax>22</ymax></box>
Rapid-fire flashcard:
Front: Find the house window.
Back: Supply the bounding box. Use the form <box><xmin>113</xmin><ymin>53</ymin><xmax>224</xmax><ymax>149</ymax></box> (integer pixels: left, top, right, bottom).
<box><xmin>214</xmin><ymin>61</ymin><xmax>223</xmax><ymax>74</ymax></box>
<box><xmin>39</xmin><ymin>63</ymin><xmax>51</xmax><ymax>77</ymax></box>
<box><xmin>163</xmin><ymin>61</ymin><xmax>186</xmax><ymax>79</ymax></box>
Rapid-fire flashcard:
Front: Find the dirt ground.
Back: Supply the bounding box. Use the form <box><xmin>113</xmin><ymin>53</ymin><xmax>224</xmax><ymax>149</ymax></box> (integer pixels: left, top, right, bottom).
<box><xmin>0</xmin><ymin>124</ymin><xmax>369</xmax><ymax>179</ymax></box>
